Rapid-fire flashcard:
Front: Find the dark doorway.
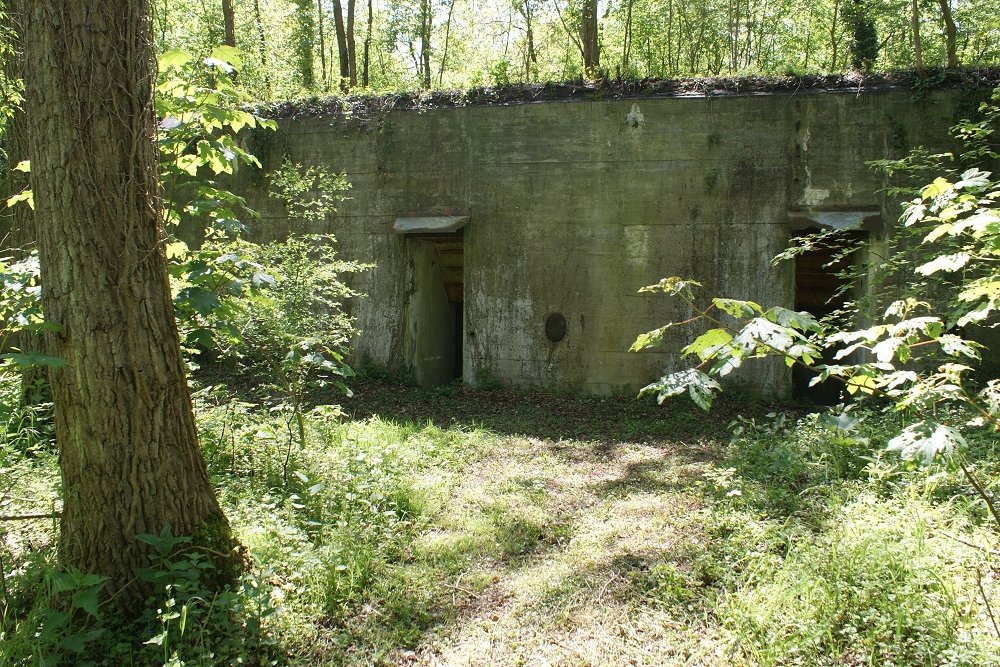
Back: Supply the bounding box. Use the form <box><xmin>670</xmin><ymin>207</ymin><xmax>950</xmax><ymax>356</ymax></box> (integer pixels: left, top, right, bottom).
<box><xmin>793</xmin><ymin>228</ymin><xmax>867</xmax><ymax>404</ymax></box>
<box><xmin>406</xmin><ymin>232</ymin><xmax>464</xmax><ymax>387</ymax></box>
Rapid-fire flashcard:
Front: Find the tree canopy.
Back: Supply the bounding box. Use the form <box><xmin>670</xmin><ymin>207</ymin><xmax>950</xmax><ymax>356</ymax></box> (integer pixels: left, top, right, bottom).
<box><xmin>155</xmin><ymin>0</ymin><xmax>1000</xmax><ymax>100</ymax></box>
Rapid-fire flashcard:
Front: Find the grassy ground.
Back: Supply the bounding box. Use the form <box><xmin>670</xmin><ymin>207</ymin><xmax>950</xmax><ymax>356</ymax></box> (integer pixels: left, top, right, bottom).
<box><xmin>2</xmin><ymin>378</ymin><xmax>999</xmax><ymax>665</ymax></box>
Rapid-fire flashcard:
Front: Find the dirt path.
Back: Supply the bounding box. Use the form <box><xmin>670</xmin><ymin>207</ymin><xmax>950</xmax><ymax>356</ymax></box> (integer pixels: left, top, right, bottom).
<box><xmin>401</xmin><ymin>433</ymin><xmax>727</xmax><ymax>666</ymax></box>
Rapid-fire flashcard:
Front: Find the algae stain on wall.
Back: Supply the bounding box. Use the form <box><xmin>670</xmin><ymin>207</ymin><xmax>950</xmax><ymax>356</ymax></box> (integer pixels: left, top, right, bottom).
<box><xmin>236</xmin><ymin>88</ymin><xmax>970</xmax><ymax>395</ymax></box>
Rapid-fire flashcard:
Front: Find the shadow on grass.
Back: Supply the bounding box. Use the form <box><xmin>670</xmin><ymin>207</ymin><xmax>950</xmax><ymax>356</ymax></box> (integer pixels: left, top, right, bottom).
<box><xmin>596</xmin><ymin>455</ymin><xmax>696</xmax><ymax>497</ymax></box>
<box><xmin>336</xmin><ymin>378</ymin><xmax>763</xmax><ymax>447</ymax></box>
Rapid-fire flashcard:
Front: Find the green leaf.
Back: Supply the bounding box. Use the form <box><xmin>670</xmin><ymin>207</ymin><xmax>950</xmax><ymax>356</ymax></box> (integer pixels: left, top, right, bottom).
<box><xmin>916</xmin><ymin>252</ymin><xmax>971</xmax><ymax>275</ymax></box>
<box><xmin>165</xmin><ymin>241</ymin><xmax>188</xmax><ymax>259</ymax></box>
<box><xmin>712</xmin><ymin>298</ymin><xmax>762</xmax><ymax>319</ymax></box>
<box><xmin>1</xmin><ymin>352</ymin><xmax>65</xmax><ymax>368</ymax></box>
<box><xmin>637</xmin><ymin>276</ymin><xmax>701</xmax><ymax>296</ymax></box>
<box><xmin>72</xmin><ymin>585</ymin><xmax>102</xmax><ymax>617</ymax></box>
<box><xmin>922</xmin><ymin>223</ymin><xmax>952</xmax><ymax>242</ymax></box>
<box><xmin>846</xmin><ymin>374</ymin><xmax>877</xmax><ymax>395</ymax></box>
<box><xmin>210</xmin><ymin>45</ymin><xmax>243</xmax><ymax>70</ymax></box>
<box><xmin>203</xmin><ymin>57</ymin><xmax>235</xmax><ymax>74</ymax></box>
<box><xmin>887</xmin><ymin>422</ymin><xmax>965</xmax><ymax>462</ymax></box>
<box><xmin>764</xmin><ymin>306</ymin><xmax>822</xmax><ymax>332</ymax></box>
<box><xmin>921</xmin><ymin>177</ymin><xmax>953</xmax><ymax>199</ymax></box>
<box><xmin>144</xmin><ymin>631</ymin><xmax>168</xmax><ymax>646</ymax></box>
<box><xmin>63</xmin><ymin>628</ymin><xmax>105</xmax><ymax>653</ymax></box>
<box><xmin>682</xmin><ymin>328</ymin><xmax>732</xmax><ymax>361</ymax></box>
<box><xmin>158</xmin><ymin>49</ymin><xmax>193</xmax><ymax>71</ymax></box>
<box><xmin>176</xmin><ymin>286</ymin><xmax>222</xmax><ymax>316</ymax></box>
<box><xmin>938</xmin><ymin>334</ymin><xmax>981</xmax><ymax>359</ymax></box>
<box><xmin>639</xmin><ymin>369</ymin><xmax>720</xmax><ymax>410</ymax></box>
<box><xmin>6</xmin><ymin>189</ymin><xmax>34</xmax><ymax>210</ymax></box>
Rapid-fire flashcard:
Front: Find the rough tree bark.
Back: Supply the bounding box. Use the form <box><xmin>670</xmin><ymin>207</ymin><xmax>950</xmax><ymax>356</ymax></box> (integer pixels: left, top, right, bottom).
<box><xmin>911</xmin><ymin>0</ymin><xmax>923</xmax><ymax>74</ymax></box>
<box><xmin>22</xmin><ymin>0</ymin><xmax>241</xmax><ymax>605</ymax></box>
<box><xmin>419</xmin><ymin>0</ymin><xmax>432</xmax><ymax>88</ymax></box>
<box><xmin>318</xmin><ymin>0</ymin><xmax>329</xmax><ymax>89</ymax></box>
<box><xmin>222</xmin><ymin>0</ymin><xmax>236</xmax><ymax>47</ymax></box>
<box><xmin>332</xmin><ymin>0</ymin><xmax>350</xmax><ymax>90</ymax></box>
<box><xmin>580</xmin><ymin>0</ymin><xmax>599</xmax><ymax>76</ymax></box>
<box><xmin>361</xmin><ymin>0</ymin><xmax>372</xmax><ymax>87</ymax></box>
<box><xmin>346</xmin><ymin>0</ymin><xmax>357</xmax><ymax>86</ymax></box>
<box><xmin>936</xmin><ymin>0</ymin><xmax>958</xmax><ymax>68</ymax></box>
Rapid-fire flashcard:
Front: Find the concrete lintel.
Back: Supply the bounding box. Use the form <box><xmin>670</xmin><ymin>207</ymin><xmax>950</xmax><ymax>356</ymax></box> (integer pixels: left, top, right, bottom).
<box><xmin>393</xmin><ymin>215</ymin><xmax>469</xmax><ymax>234</ymax></box>
<box><xmin>788</xmin><ymin>209</ymin><xmax>883</xmax><ymax>233</ymax></box>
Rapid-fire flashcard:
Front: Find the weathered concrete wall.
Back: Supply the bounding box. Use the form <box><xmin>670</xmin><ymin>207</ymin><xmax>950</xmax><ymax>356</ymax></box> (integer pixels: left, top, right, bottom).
<box><xmin>232</xmin><ymin>87</ymin><xmax>970</xmax><ymax>395</ymax></box>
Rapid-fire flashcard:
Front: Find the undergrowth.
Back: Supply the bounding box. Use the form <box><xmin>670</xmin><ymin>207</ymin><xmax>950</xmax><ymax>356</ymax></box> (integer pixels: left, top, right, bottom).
<box><xmin>1</xmin><ymin>379</ymin><xmax>998</xmax><ymax>665</ymax></box>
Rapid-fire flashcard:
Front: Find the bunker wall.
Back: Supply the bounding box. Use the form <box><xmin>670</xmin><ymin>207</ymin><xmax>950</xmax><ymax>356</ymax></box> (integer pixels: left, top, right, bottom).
<box><xmin>234</xmin><ymin>88</ymin><xmax>965</xmax><ymax>395</ymax></box>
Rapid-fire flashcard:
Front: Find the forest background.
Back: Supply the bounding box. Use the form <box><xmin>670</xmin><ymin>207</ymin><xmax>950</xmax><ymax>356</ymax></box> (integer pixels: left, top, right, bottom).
<box><xmin>160</xmin><ymin>0</ymin><xmax>1000</xmax><ymax>101</ymax></box>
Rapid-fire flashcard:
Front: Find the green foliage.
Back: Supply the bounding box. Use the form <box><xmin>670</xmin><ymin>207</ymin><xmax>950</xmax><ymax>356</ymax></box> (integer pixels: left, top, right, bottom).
<box><xmin>154</xmin><ymin>48</ymin><xmax>287</xmax><ymax>360</ymax></box>
<box><xmin>0</xmin><ymin>532</ymin><xmax>279</xmax><ymax>667</ymax></box>
<box><xmin>268</xmin><ymin>157</ymin><xmax>352</xmax><ymax>224</ymax></box>
<box><xmin>219</xmin><ymin>162</ymin><xmax>370</xmax><ymax>452</ymax></box>
<box><xmin>151</xmin><ymin>0</ymin><xmax>1000</xmax><ymax>97</ymax></box>
<box><xmin>0</xmin><ymin>252</ymin><xmax>60</xmax><ymax>372</ymax></box>
<box><xmin>633</xmin><ymin>89</ymin><xmax>1000</xmax><ymax>472</ymax></box>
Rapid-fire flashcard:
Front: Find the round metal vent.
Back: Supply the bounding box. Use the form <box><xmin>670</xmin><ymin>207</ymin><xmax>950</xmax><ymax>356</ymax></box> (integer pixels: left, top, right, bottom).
<box><xmin>545</xmin><ymin>312</ymin><xmax>567</xmax><ymax>343</ymax></box>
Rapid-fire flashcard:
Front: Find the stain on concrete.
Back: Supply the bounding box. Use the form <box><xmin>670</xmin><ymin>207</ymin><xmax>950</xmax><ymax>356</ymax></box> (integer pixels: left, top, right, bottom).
<box><xmin>226</xmin><ymin>87</ymin><xmax>975</xmax><ymax>395</ymax></box>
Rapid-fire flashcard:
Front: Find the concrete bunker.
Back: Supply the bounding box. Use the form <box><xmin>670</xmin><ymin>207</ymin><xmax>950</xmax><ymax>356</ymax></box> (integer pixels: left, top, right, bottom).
<box><xmin>230</xmin><ymin>80</ymin><xmax>988</xmax><ymax>396</ymax></box>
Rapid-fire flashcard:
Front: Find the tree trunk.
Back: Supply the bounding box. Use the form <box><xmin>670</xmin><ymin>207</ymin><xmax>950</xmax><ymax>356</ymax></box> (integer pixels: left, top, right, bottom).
<box><xmin>222</xmin><ymin>0</ymin><xmax>236</xmax><ymax>47</ymax></box>
<box><xmin>317</xmin><ymin>0</ymin><xmax>329</xmax><ymax>89</ymax></box>
<box><xmin>829</xmin><ymin>0</ymin><xmax>840</xmax><ymax>70</ymax></box>
<box><xmin>439</xmin><ymin>0</ymin><xmax>456</xmax><ymax>85</ymax></box>
<box><xmin>22</xmin><ymin>0</ymin><xmax>241</xmax><ymax>607</ymax></box>
<box><xmin>254</xmin><ymin>0</ymin><xmax>271</xmax><ymax>95</ymax></box>
<box><xmin>580</xmin><ymin>0</ymin><xmax>599</xmax><ymax>76</ymax></box>
<box><xmin>362</xmin><ymin>0</ymin><xmax>372</xmax><ymax>87</ymax></box>
<box><xmin>621</xmin><ymin>0</ymin><xmax>633</xmax><ymax>75</ymax></box>
<box><xmin>420</xmin><ymin>0</ymin><xmax>432</xmax><ymax>88</ymax></box>
<box><xmin>911</xmin><ymin>0</ymin><xmax>923</xmax><ymax>74</ymax></box>
<box><xmin>332</xmin><ymin>0</ymin><xmax>350</xmax><ymax>90</ymax></box>
<box><xmin>937</xmin><ymin>0</ymin><xmax>958</xmax><ymax>68</ymax></box>
<box><xmin>346</xmin><ymin>0</ymin><xmax>358</xmax><ymax>86</ymax></box>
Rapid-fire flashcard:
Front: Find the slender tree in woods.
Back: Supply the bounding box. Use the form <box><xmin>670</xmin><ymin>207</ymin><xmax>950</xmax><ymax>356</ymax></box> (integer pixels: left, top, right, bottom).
<box><xmin>362</xmin><ymin>0</ymin><xmax>373</xmax><ymax>87</ymax></box>
<box><xmin>2</xmin><ymin>0</ymin><xmax>45</xmax><ymax>407</ymax></box>
<box><xmin>346</xmin><ymin>0</ymin><xmax>358</xmax><ymax>84</ymax></box>
<box><xmin>843</xmin><ymin>0</ymin><xmax>878</xmax><ymax>71</ymax></box>
<box><xmin>936</xmin><ymin>0</ymin><xmax>958</xmax><ymax>68</ymax></box>
<box><xmin>419</xmin><ymin>0</ymin><xmax>432</xmax><ymax>87</ymax></box>
<box><xmin>332</xmin><ymin>0</ymin><xmax>359</xmax><ymax>90</ymax></box>
<box><xmin>512</xmin><ymin>0</ymin><xmax>537</xmax><ymax>81</ymax></box>
<box><xmin>319</xmin><ymin>0</ymin><xmax>330</xmax><ymax>88</ymax></box>
<box><xmin>22</xmin><ymin>0</ymin><xmax>241</xmax><ymax>605</ymax></box>
<box><xmin>911</xmin><ymin>0</ymin><xmax>923</xmax><ymax>73</ymax></box>
<box><xmin>292</xmin><ymin>0</ymin><xmax>317</xmax><ymax>89</ymax></box>
<box><xmin>222</xmin><ymin>0</ymin><xmax>237</xmax><ymax>47</ymax></box>
<box><xmin>580</xmin><ymin>0</ymin><xmax>599</xmax><ymax>75</ymax></box>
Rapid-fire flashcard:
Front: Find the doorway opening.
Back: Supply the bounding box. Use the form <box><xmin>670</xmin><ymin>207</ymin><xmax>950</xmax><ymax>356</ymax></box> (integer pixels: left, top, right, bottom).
<box><xmin>406</xmin><ymin>231</ymin><xmax>464</xmax><ymax>387</ymax></box>
<box><xmin>792</xmin><ymin>227</ymin><xmax>868</xmax><ymax>404</ymax></box>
